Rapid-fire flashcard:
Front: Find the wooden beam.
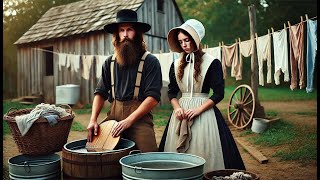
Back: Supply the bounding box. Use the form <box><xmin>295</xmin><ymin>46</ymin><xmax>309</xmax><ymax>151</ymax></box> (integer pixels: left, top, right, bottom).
<box><xmin>235</xmin><ymin>137</ymin><xmax>268</xmax><ymax>164</ymax></box>
<box><xmin>248</xmin><ymin>4</ymin><xmax>265</xmax><ymax>118</ymax></box>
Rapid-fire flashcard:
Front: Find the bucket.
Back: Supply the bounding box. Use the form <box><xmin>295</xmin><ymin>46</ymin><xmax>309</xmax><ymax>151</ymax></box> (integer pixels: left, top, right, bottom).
<box><xmin>8</xmin><ymin>153</ymin><xmax>61</xmax><ymax>180</ymax></box>
<box><xmin>120</xmin><ymin>152</ymin><xmax>206</xmax><ymax>180</ymax></box>
<box><xmin>56</xmin><ymin>84</ymin><xmax>80</xmax><ymax>104</ymax></box>
<box><xmin>251</xmin><ymin>118</ymin><xmax>269</xmax><ymax>133</ymax></box>
<box><xmin>62</xmin><ymin>138</ymin><xmax>135</xmax><ymax>179</ymax></box>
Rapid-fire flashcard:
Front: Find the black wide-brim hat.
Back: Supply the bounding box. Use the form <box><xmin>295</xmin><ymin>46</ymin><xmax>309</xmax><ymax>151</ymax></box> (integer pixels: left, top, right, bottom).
<box><xmin>104</xmin><ymin>9</ymin><xmax>151</xmax><ymax>33</ymax></box>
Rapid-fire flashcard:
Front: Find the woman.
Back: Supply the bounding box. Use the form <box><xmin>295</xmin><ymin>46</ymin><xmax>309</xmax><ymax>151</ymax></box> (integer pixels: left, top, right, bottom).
<box><xmin>159</xmin><ymin>19</ymin><xmax>246</xmax><ymax>173</ymax></box>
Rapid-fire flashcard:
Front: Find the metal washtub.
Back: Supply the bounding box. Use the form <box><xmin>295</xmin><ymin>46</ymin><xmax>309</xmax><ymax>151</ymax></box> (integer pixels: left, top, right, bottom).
<box><xmin>120</xmin><ymin>152</ymin><xmax>206</xmax><ymax>180</ymax></box>
<box><xmin>8</xmin><ymin>153</ymin><xmax>61</xmax><ymax>179</ymax></box>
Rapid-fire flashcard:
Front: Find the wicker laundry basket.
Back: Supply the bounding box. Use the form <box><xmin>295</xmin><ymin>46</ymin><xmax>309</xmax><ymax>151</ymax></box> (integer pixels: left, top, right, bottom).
<box><xmin>3</xmin><ymin>104</ymin><xmax>74</xmax><ymax>155</ymax></box>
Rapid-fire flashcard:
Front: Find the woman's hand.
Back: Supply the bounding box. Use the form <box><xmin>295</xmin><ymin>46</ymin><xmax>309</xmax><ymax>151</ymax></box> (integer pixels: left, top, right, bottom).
<box><xmin>174</xmin><ymin>107</ymin><xmax>185</xmax><ymax>120</ymax></box>
<box><xmin>185</xmin><ymin>107</ymin><xmax>201</xmax><ymax>121</ymax></box>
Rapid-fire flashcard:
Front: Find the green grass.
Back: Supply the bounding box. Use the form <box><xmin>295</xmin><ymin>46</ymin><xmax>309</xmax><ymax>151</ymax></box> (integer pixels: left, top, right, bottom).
<box><xmin>153</xmin><ymin>104</ymin><xmax>172</xmax><ymax>127</ymax></box>
<box><xmin>245</xmin><ymin>120</ymin><xmax>317</xmax><ymax>161</ymax></box>
<box><xmin>3</xmin><ymin>101</ymin><xmax>37</xmax><ymax>136</ymax></box>
<box><xmin>249</xmin><ymin>120</ymin><xmax>296</xmax><ymax>146</ymax></box>
<box><xmin>293</xmin><ymin>111</ymin><xmax>317</xmax><ymax>116</ymax></box>
<box><xmin>273</xmin><ymin>144</ymin><xmax>317</xmax><ymax>162</ymax></box>
<box><xmin>70</xmin><ymin>121</ymin><xmax>86</xmax><ymax>131</ymax></box>
<box><xmin>221</xmin><ymin>85</ymin><xmax>317</xmax><ymax>103</ymax></box>
<box><xmin>73</xmin><ymin>104</ymin><xmax>110</xmax><ymax>114</ymax></box>
<box><xmin>2</xmin><ymin>86</ymin><xmax>317</xmax><ymax>162</ymax></box>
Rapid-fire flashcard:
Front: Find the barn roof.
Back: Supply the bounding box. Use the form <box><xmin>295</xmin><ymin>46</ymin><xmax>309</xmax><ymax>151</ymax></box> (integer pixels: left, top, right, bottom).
<box><xmin>14</xmin><ymin>0</ymin><xmax>144</xmax><ymax>45</ymax></box>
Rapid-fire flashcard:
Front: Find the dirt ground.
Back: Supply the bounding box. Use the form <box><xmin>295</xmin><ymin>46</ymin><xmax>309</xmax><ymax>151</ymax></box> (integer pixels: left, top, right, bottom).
<box><xmin>3</xmin><ymin>100</ymin><xmax>317</xmax><ymax>179</ymax></box>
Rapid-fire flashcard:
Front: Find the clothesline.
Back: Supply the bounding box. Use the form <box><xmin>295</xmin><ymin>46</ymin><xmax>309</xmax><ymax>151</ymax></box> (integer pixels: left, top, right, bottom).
<box><xmin>220</xmin><ymin>15</ymin><xmax>317</xmax><ymax>46</ymax></box>
<box><xmin>31</xmin><ymin>47</ymin><xmax>106</xmax><ymax>57</ymax></box>
<box><xmin>32</xmin><ymin>15</ymin><xmax>317</xmax><ymax>55</ymax></box>
<box><xmin>272</xmin><ymin>15</ymin><xmax>317</xmax><ymax>33</ymax></box>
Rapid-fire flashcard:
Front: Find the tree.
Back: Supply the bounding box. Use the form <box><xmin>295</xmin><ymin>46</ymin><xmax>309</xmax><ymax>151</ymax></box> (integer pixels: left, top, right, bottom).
<box><xmin>175</xmin><ymin>0</ymin><xmax>316</xmax><ymax>86</ymax></box>
<box><xmin>3</xmin><ymin>0</ymin><xmax>82</xmax><ymax>98</ymax></box>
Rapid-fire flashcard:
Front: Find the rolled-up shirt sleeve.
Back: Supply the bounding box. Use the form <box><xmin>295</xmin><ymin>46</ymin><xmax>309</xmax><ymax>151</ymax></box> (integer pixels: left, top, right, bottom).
<box><xmin>142</xmin><ymin>55</ymin><xmax>162</xmax><ymax>102</ymax></box>
<box><xmin>168</xmin><ymin>62</ymin><xmax>180</xmax><ymax>101</ymax></box>
<box><xmin>94</xmin><ymin>57</ymin><xmax>112</xmax><ymax>102</ymax></box>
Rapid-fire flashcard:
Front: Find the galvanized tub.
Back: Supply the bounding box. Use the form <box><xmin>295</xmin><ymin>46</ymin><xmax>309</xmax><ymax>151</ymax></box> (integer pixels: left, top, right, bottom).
<box><xmin>119</xmin><ymin>152</ymin><xmax>206</xmax><ymax>180</ymax></box>
<box><xmin>251</xmin><ymin>118</ymin><xmax>269</xmax><ymax>133</ymax></box>
<box><xmin>8</xmin><ymin>153</ymin><xmax>61</xmax><ymax>179</ymax></box>
<box><xmin>62</xmin><ymin>138</ymin><xmax>135</xmax><ymax>179</ymax></box>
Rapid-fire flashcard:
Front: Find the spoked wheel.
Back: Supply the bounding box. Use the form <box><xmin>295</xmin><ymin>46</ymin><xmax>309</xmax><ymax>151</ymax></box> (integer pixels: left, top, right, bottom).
<box><xmin>227</xmin><ymin>84</ymin><xmax>255</xmax><ymax>129</ymax></box>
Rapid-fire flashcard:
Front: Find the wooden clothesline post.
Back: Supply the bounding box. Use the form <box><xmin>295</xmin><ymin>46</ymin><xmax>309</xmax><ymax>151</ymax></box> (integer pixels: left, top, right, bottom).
<box><xmin>248</xmin><ymin>4</ymin><xmax>266</xmax><ymax>118</ymax></box>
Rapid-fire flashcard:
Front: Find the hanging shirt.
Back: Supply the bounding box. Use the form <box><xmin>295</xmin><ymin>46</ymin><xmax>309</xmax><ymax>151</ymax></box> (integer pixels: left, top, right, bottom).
<box><xmin>239</xmin><ymin>39</ymin><xmax>254</xmax><ymax>57</ymax></box>
<box><xmin>222</xmin><ymin>43</ymin><xmax>241</xmax><ymax>80</ymax></box>
<box><xmin>96</xmin><ymin>55</ymin><xmax>109</xmax><ymax>78</ymax></box>
<box><xmin>239</xmin><ymin>39</ymin><xmax>253</xmax><ymax>82</ymax></box>
<box><xmin>153</xmin><ymin>52</ymin><xmax>174</xmax><ymax>84</ymax></box>
<box><xmin>273</xmin><ymin>28</ymin><xmax>290</xmax><ymax>85</ymax></box>
<box><xmin>67</xmin><ymin>54</ymin><xmax>80</xmax><ymax>73</ymax></box>
<box><xmin>256</xmin><ymin>33</ymin><xmax>272</xmax><ymax>86</ymax></box>
<box><xmin>288</xmin><ymin>21</ymin><xmax>305</xmax><ymax>90</ymax></box>
<box><xmin>306</xmin><ymin>19</ymin><xmax>317</xmax><ymax>93</ymax></box>
<box><xmin>58</xmin><ymin>53</ymin><xmax>67</xmax><ymax>71</ymax></box>
<box><xmin>81</xmin><ymin>55</ymin><xmax>94</xmax><ymax>80</ymax></box>
<box><xmin>204</xmin><ymin>46</ymin><xmax>221</xmax><ymax>61</ymax></box>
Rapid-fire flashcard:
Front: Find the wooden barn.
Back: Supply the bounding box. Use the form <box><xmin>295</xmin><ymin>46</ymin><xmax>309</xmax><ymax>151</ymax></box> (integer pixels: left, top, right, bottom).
<box><xmin>14</xmin><ymin>0</ymin><xmax>184</xmax><ymax>105</ymax></box>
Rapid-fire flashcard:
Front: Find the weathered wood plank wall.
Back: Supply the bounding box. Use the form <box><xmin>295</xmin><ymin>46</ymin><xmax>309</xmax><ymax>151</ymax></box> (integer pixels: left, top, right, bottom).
<box><xmin>16</xmin><ymin>0</ymin><xmax>183</xmax><ymax>104</ymax></box>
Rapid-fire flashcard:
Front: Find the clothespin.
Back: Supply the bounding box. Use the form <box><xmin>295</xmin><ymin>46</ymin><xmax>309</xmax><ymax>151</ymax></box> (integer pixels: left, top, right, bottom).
<box><xmin>267</xmin><ymin>29</ymin><xmax>270</xmax><ymax>35</ymax></box>
<box><xmin>238</xmin><ymin>38</ymin><xmax>241</xmax><ymax>44</ymax></box>
<box><xmin>255</xmin><ymin>33</ymin><xmax>258</xmax><ymax>40</ymax></box>
<box><xmin>287</xmin><ymin>21</ymin><xmax>291</xmax><ymax>27</ymax></box>
<box><xmin>300</xmin><ymin>16</ymin><xmax>303</xmax><ymax>22</ymax></box>
<box><xmin>222</xmin><ymin>41</ymin><xmax>224</xmax><ymax>46</ymax></box>
<box><xmin>283</xmin><ymin>23</ymin><xmax>286</xmax><ymax>30</ymax></box>
<box><xmin>305</xmin><ymin>14</ymin><xmax>309</xmax><ymax>20</ymax></box>
<box><xmin>219</xmin><ymin>42</ymin><xmax>221</xmax><ymax>47</ymax></box>
<box><xmin>271</xmin><ymin>27</ymin><xmax>274</xmax><ymax>34</ymax></box>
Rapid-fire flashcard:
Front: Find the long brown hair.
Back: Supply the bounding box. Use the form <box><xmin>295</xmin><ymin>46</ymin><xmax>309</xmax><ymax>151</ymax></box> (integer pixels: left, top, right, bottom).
<box><xmin>177</xmin><ymin>30</ymin><xmax>204</xmax><ymax>82</ymax></box>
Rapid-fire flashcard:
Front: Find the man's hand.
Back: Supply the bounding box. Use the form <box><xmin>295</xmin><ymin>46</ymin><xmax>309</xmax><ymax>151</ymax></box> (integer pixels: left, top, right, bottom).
<box><xmin>111</xmin><ymin>119</ymin><xmax>133</xmax><ymax>137</ymax></box>
<box><xmin>86</xmin><ymin>121</ymin><xmax>99</xmax><ymax>142</ymax></box>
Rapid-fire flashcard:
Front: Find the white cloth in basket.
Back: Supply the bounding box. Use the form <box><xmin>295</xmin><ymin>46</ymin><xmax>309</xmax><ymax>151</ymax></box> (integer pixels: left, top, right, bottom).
<box><xmin>15</xmin><ymin>103</ymin><xmax>70</xmax><ymax>136</ymax></box>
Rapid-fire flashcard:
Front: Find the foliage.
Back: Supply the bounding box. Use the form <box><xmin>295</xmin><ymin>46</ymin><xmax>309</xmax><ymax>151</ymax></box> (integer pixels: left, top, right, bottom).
<box><xmin>3</xmin><ymin>0</ymin><xmax>83</xmax><ymax>99</ymax></box>
<box><xmin>176</xmin><ymin>0</ymin><xmax>317</xmax><ymax>46</ymax></box>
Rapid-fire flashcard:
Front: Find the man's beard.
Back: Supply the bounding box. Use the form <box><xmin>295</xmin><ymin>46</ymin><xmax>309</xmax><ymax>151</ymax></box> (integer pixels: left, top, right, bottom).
<box><xmin>115</xmin><ymin>38</ymin><xmax>141</xmax><ymax>67</ymax></box>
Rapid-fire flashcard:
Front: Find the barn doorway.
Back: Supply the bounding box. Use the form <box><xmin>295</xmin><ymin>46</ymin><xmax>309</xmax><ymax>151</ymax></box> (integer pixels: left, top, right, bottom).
<box><xmin>43</xmin><ymin>46</ymin><xmax>54</xmax><ymax>103</ymax></box>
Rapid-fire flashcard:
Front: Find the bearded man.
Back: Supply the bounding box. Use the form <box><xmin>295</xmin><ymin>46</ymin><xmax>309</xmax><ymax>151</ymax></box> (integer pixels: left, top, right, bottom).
<box><xmin>86</xmin><ymin>9</ymin><xmax>162</xmax><ymax>152</ymax></box>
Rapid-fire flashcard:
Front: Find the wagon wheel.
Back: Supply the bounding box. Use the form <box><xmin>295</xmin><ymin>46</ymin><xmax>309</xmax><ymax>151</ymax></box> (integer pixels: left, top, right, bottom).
<box><xmin>227</xmin><ymin>84</ymin><xmax>255</xmax><ymax>129</ymax></box>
